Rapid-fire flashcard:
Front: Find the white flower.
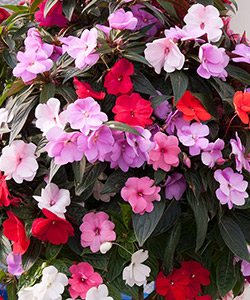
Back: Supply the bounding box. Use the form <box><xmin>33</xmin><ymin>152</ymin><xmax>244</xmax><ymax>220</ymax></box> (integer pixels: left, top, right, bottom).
<box><xmin>18</xmin><ymin>286</ymin><xmax>37</xmax><ymax>300</ymax></box>
<box><xmin>100</xmin><ymin>242</ymin><xmax>112</xmax><ymax>254</ymax></box>
<box><xmin>33</xmin><ymin>183</ymin><xmax>71</xmax><ymax>218</ymax></box>
<box><xmin>122</xmin><ymin>250</ymin><xmax>151</xmax><ymax>287</ymax></box>
<box><xmin>86</xmin><ymin>284</ymin><xmax>114</xmax><ymax>300</ymax></box>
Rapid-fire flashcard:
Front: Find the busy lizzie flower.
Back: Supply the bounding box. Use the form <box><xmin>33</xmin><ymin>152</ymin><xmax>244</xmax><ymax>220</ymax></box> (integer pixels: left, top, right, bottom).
<box><xmin>201</xmin><ymin>138</ymin><xmax>225</xmax><ymax>168</ymax></box>
<box><xmin>233</xmin><ymin>91</ymin><xmax>250</xmax><ymax>128</ymax></box>
<box><xmin>164</xmin><ymin>111</ymin><xmax>189</xmax><ymax>135</ymax></box>
<box><xmin>0</xmin><ymin>173</ymin><xmax>10</xmax><ymax>207</ymax></box>
<box><xmin>153</xmin><ymin>98</ymin><xmax>172</xmax><ymax>120</ymax></box>
<box><xmin>100</xmin><ymin>242</ymin><xmax>112</xmax><ymax>254</ymax></box>
<box><xmin>18</xmin><ymin>286</ymin><xmax>36</xmax><ymax>300</ymax></box>
<box><xmin>0</xmin><ymin>8</ymin><xmax>9</xmax><ymax>24</ymax></box>
<box><xmin>7</xmin><ymin>252</ymin><xmax>23</xmax><ymax>276</ymax></box>
<box><xmin>74</xmin><ymin>77</ymin><xmax>105</xmax><ymax>100</ymax></box>
<box><xmin>164</xmin><ymin>173</ymin><xmax>186</xmax><ymax>201</ymax></box>
<box><xmin>232</xmin><ymin>44</ymin><xmax>250</xmax><ymax>63</ymax></box>
<box><xmin>108</xmin><ymin>8</ymin><xmax>137</xmax><ymax>30</ymax></box>
<box><xmin>86</xmin><ymin>284</ymin><xmax>114</xmax><ymax>300</ymax></box>
<box><xmin>230</xmin><ymin>132</ymin><xmax>250</xmax><ymax>173</ymax></box>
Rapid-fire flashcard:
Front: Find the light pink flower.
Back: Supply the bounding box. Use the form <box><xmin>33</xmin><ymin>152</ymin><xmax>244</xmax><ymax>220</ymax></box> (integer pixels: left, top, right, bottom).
<box><xmin>108</xmin><ymin>8</ymin><xmax>137</xmax><ymax>30</ymax></box>
<box><xmin>148</xmin><ymin>132</ymin><xmax>181</xmax><ymax>172</ymax></box>
<box><xmin>67</xmin><ymin>97</ymin><xmax>108</xmax><ymax>135</ymax></box>
<box><xmin>0</xmin><ymin>140</ymin><xmax>38</xmax><ymax>184</ymax></box>
<box><xmin>80</xmin><ymin>212</ymin><xmax>116</xmax><ymax>253</ymax></box>
<box><xmin>232</xmin><ymin>44</ymin><xmax>250</xmax><ymax>63</ymax></box>
<box><xmin>183</xmin><ymin>3</ymin><xmax>223</xmax><ymax>42</ymax></box>
<box><xmin>144</xmin><ymin>38</ymin><xmax>185</xmax><ymax>74</ymax></box>
<box><xmin>201</xmin><ymin>138</ymin><xmax>225</xmax><ymax>168</ymax></box>
<box><xmin>68</xmin><ymin>262</ymin><xmax>103</xmax><ymax>299</ymax></box>
<box><xmin>121</xmin><ymin>177</ymin><xmax>161</xmax><ymax>215</ymax></box>
<box><xmin>230</xmin><ymin>132</ymin><xmax>250</xmax><ymax>173</ymax></box>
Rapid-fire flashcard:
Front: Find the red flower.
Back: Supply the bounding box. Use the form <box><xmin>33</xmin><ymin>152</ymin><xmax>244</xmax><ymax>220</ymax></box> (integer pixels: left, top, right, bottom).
<box><xmin>0</xmin><ymin>8</ymin><xmax>10</xmax><ymax>24</ymax></box>
<box><xmin>155</xmin><ymin>269</ymin><xmax>190</xmax><ymax>300</ymax></box>
<box><xmin>73</xmin><ymin>77</ymin><xmax>105</xmax><ymax>100</ymax></box>
<box><xmin>195</xmin><ymin>296</ymin><xmax>212</xmax><ymax>300</ymax></box>
<box><xmin>181</xmin><ymin>261</ymin><xmax>210</xmax><ymax>297</ymax></box>
<box><xmin>104</xmin><ymin>58</ymin><xmax>134</xmax><ymax>95</ymax></box>
<box><xmin>3</xmin><ymin>211</ymin><xmax>30</xmax><ymax>255</ymax></box>
<box><xmin>175</xmin><ymin>91</ymin><xmax>211</xmax><ymax>122</ymax></box>
<box><xmin>9</xmin><ymin>196</ymin><xmax>22</xmax><ymax>207</ymax></box>
<box><xmin>233</xmin><ymin>91</ymin><xmax>250</xmax><ymax>128</ymax></box>
<box><xmin>112</xmin><ymin>93</ymin><xmax>153</xmax><ymax>128</ymax></box>
<box><xmin>32</xmin><ymin>209</ymin><xmax>74</xmax><ymax>245</ymax></box>
<box><xmin>0</xmin><ymin>173</ymin><xmax>10</xmax><ymax>207</ymax></box>
<box><xmin>222</xmin><ymin>0</ymin><xmax>231</xmax><ymax>4</ymax></box>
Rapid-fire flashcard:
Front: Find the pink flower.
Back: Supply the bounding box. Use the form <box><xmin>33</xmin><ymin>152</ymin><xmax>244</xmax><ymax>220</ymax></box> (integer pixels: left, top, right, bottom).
<box><xmin>121</xmin><ymin>177</ymin><xmax>161</xmax><ymax>215</ymax></box>
<box><xmin>197</xmin><ymin>44</ymin><xmax>229</xmax><ymax>80</ymax></box>
<box><xmin>108</xmin><ymin>8</ymin><xmax>137</xmax><ymax>30</ymax></box>
<box><xmin>144</xmin><ymin>38</ymin><xmax>185</xmax><ymax>74</ymax></box>
<box><xmin>214</xmin><ymin>167</ymin><xmax>248</xmax><ymax>209</ymax></box>
<box><xmin>62</xmin><ymin>29</ymin><xmax>99</xmax><ymax>69</ymax></box>
<box><xmin>201</xmin><ymin>138</ymin><xmax>225</xmax><ymax>168</ymax></box>
<box><xmin>45</xmin><ymin>127</ymin><xmax>83</xmax><ymax>165</ymax></box>
<box><xmin>230</xmin><ymin>132</ymin><xmax>250</xmax><ymax>173</ymax></box>
<box><xmin>68</xmin><ymin>262</ymin><xmax>103</xmax><ymax>299</ymax></box>
<box><xmin>164</xmin><ymin>173</ymin><xmax>186</xmax><ymax>201</ymax></box>
<box><xmin>232</xmin><ymin>44</ymin><xmax>250</xmax><ymax>63</ymax></box>
<box><xmin>80</xmin><ymin>212</ymin><xmax>116</xmax><ymax>253</ymax></box>
<box><xmin>7</xmin><ymin>252</ymin><xmax>23</xmax><ymax>276</ymax></box>
<box><xmin>183</xmin><ymin>3</ymin><xmax>223</xmax><ymax>42</ymax></box>
<box><xmin>67</xmin><ymin>97</ymin><xmax>108</xmax><ymax>135</ymax></box>
<box><xmin>0</xmin><ymin>140</ymin><xmax>38</xmax><ymax>184</ymax></box>
<box><xmin>148</xmin><ymin>132</ymin><xmax>181</xmax><ymax>172</ymax></box>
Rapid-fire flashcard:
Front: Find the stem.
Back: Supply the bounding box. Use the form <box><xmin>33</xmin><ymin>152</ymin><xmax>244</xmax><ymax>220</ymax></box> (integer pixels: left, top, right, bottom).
<box><xmin>112</xmin><ymin>242</ymin><xmax>133</xmax><ymax>256</ymax></box>
<box><xmin>100</xmin><ymin>55</ymin><xmax>110</xmax><ymax>71</ymax></box>
<box><xmin>223</xmin><ymin>113</ymin><xmax>238</xmax><ymax>139</ymax></box>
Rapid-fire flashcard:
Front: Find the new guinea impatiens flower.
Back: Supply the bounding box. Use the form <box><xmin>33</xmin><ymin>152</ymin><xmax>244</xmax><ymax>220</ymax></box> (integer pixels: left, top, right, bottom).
<box><xmin>144</xmin><ymin>38</ymin><xmax>185</xmax><ymax>74</ymax></box>
<box><xmin>121</xmin><ymin>177</ymin><xmax>161</xmax><ymax>214</ymax></box>
<box><xmin>214</xmin><ymin>167</ymin><xmax>248</xmax><ymax>209</ymax></box>
<box><xmin>230</xmin><ymin>132</ymin><xmax>250</xmax><ymax>173</ymax></box>
<box><xmin>201</xmin><ymin>138</ymin><xmax>225</xmax><ymax>168</ymax></box>
<box><xmin>108</xmin><ymin>8</ymin><xmax>138</xmax><ymax>30</ymax></box>
<box><xmin>232</xmin><ymin>44</ymin><xmax>250</xmax><ymax>64</ymax></box>
<box><xmin>86</xmin><ymin>284</ymin><xmax>114</xmax><ymax>300</ymax></box>
<box><xmin>73</xmin><ymin>77</ymin><xmax>105</xmax><ymax>100</ymax></box>
<box><xmin>7</xmin><ymin>252</ymin><xmax>23</xmax><ymax>276</ymax></box>
<box><xmin>233</xmin><ymin>91</ymin><xmax>250</xmax><ymax>128</ymax></box>
<box><xmin>0</xmin><ymin>140</ymin><xmax>38</xmax><ymax>184</ymax></box>
<box><xmin>122</xmin><ymin>250</ymin><xmax>151</xmax><ymax>287</ymax></box>
<box><xmin>80</xmin><ymin>212</ymin><xmax>116</xmax><ymax>253</ymax></box>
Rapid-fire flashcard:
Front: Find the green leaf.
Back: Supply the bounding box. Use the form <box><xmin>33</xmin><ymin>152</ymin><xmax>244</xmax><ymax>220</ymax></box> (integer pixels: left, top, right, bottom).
<box><xmin>226</xmin><ymin>64</ymin><xmax>250</xmax><ymax>85</ymax></box>
<box><xmin>209</xmin><ymin>77</ymin><xmax>235</xmax><ymax>101</ymax></box>
<box><xmin>17</xmin><ymin>260</ymin><xmax>43</xmax><ymax>291</ymax></box>
<box><xmin>13</xmin><ymin>21</ymin><xmax>37</xmax><ymax>39</ymax></box>
<box><xmin>0</xmin><ymin>231</ymin><xmax>11</xmax><ymax>266</ymax></box>
<box><xmin>0</xmin><ymin>5</ymin><xmax>28</xmax><ymax>11</ymax></box>
<box><xmin>113</xmin><ymin>275</ymin><xmax>139</xmax><ymax>299</ymax></box>
<box><xmin>131</xmin><ymin>69</ymin><xmax>157</xmax><ymax>96</ymax></box>
<box><xmin>123</xmin><ymin>52</ymin><xmax>151</xmax><ymax>66</ymax></box>
<box><xmin>49</xmin><ymin>159</ymin><xmax>61</xmax><ymax>183</ymax></box>
<box><xmin>50</xmin><ymin>259</ymin><xmax>71</xmax><ymax>276</ymax></box>
<box><xmin>192</xmin><ymin>92</ymin><xmax>218</xmax><ymax>118</ymax></box>
<box><xmin>82</xmin><ymin>254</ymin><xmax>108</xmax><ymax>270</ymax></box>
<box><xmin>44</xmin><ymin>0</ymin><xmax>58</xmax><ymax>17</ymax></box>
<box><xmin>119</xmin><ymin>203</ymin><xmax>132</xmax><ymax>230</ymax></box>
<box><xmin>170</xmin><ymin>71</ymin><xmax>189</xmax><ymax>105</ymax></box>
<box><xmin>67</xmin><ymin>203</ymin><xmax>87</xmax><ymax>225</ymax></box>
<box><xmin>55</xmin><ymin>85</ymin><xmax>77</xmax><ymax>103</ymax></box>
<box><xmin>219</xmin><ymin>215</ymin><xmax>250</xmax><ymax>263</ymax></box>
<box><xmin>22</xmin><ymin>238</ymin><xmax>42</xmax><ymax>271</ymax></box>
<box><xmin>105</xmin><ymin>121</ymin><xmax>143</xmax><ymax>137</ymax></box>
<box><xmin>196</xmin><ymin>0</ymin><xmax>213</xmax><ymax>5</ymax></box>
<box><xmin>29</xmin><ymin>0</ymin><xmax>43</xmax><ymax>13</ymax></box>
<box><xmin>107</xmin><ymin>284</ymin><xmax>123</xmax><ymax>300</ymax></box>
<box><xmin>216</xmin><ymin>250</ymin><xmax>238</xmax><ymax>297</ymax></box>
<box><xmin>133</xmin><ymin>198</ymin><xmax>166</xmax><ymax>246</ymax></box>
<box><xmin>3</xmin><ymin>49</ymin><xmax>17</xmax><ymax>68</ymax></box>
<box><xmin>39</xmin><ymin>82</ymin><xmax>56</xmax><ymax>103</ymax></box>
<box><xmin>46</xmin><ymin>243</ymin><xmax>63</xmax><ymax>260</ymax></box>
<box><xmin>6</xmin><ymin>282</ymin><xmax>17</xmax><ymax>300</ymax></box>
<box><xmin>62</xmin><ymin>0</ymin><xmax>75</xmax><ymax>20</ymax></box>
<box><xmin>150</xmin><ymin>95</ymin><xmax>172</xmax><ymax>109</ymax></box>
<box><xmin>5</xmin><ymin>79</ymin><xmax>26</xmax><ymax>99</ymax></box>
<box><xmin>154</xmin><ymin>169</ymin><xmax>166</xmax><ymax>186</ymax></box>
<box><xmin>106</xmin><ymin>247</ymin><xmax>124</xmax><ymax>281</ymax></box>
<box><xmin>72</xmin><ymin>156</ymin><xmax>86</xmax><ymax>194</ymax></box>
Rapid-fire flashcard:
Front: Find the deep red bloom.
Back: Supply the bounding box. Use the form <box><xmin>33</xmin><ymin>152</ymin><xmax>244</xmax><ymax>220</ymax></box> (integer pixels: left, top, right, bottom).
<box><xmin>0</xmin><ymin>173</ymin><xmax>10</xmax><ymax>207</ymax></box>
<box><xmin>9</xmin><ymin>196</ymin><xmax>22</xmax><ymax>207</ymax></box>
<box><xmin>175</xmin><ymin>91</ymin><xmax>211</xmax><ymax>122</ymax></box>
<box><xmin>34</xmin><ymin>0</ymin><xmax>68</xmax><ymax>27</ymax></box>
<box><xmin>233</xmin><ymin>91</ymin><xmax>250</xmax><ymax>128</ymax></box>
<box><xmin>32</xmin><ymin>208</ymin><xmax>74</xmax><ymax>245</ymax></box>
<box><xmin>104</xmin><ymin>58</ymin><xmax>134</xmax><ymax>95</ymax></box>
<box><xmin>112</xmin><ymin>93</ymin><xmax>153</xmax><ymax>128</ymax></box>
<box><xmin>155</xmin><ymin>269</ymin><xmax>190</xmax><ymax>300</ymax></box>
<box><xmin>73</xmin><ymin>77</ymin><xmax>105</xmax><ymax>100</ymax></box>
<box><xmin>181</xmin><ymin>261</ymin><xmax>210</xmax><ymax>297</ymax></box>
<box><xmin>3</xmin><ymin>211</ymin><xmax>30</xmax><ymax>255</ymax></box>
<box><xmin>195</xmin><ymin>296</ymin><xmax>212</xmax><ymax>300</ymax></box>
<box><xmin>0</xmin><ymin>8</ymin><xmax>10</xmax><ymax>24</ymax></box>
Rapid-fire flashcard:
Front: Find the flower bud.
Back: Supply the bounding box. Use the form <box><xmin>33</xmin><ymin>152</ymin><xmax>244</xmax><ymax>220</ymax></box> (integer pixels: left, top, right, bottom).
<box><xmin>100</xmin><ymin>242</ymin><xmax>112</xmax><ymax>254</ymax></box>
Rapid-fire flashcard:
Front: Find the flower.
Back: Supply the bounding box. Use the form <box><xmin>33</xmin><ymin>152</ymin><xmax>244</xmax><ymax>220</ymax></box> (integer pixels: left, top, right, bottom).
<box><xmin>0</xmin><ymin>173</ymin><xmax>10</xmax><ymax>207</ymax></box>
<box><xmin>32</xmin><ymin>208</ymin><xmax>74</xmax><ymax>244</ymax></box>
<box><xmin>112</xmin><ymin>93</ymin><xmax>153</xmax><ymax>128</ymax></box>
<box><xmin>0</xmin><ymin>140</ymin><xmax>38</xmax><ymax>184</ymax></box>
<box><xmin>68</xmin><ymin>262</ymin><xmax>103</xmax><ymax>299</ymax></box>
<box><xmin>80</xmin><ymin>212</ymin><xmax>116</xmax><ymax>253</ymax></box>
<box><xmin>201</xmin><ymin>138</ymin><xmax>225</xmax><ymax>168</ymax></box>
<box><xmin>0</xmin><ymin>8</ymin><xmax>10</xmax><ymax>24</ymax></box>
<box><xmin>104</xmin><ymin>58</ymin><xmax>134</xmax><ymax>95</ymax></box>
<box><xmin>3</xmin><ymin>211</ymin><xmax>30</xmax><ymax>255</ymax></box>
<box><xmin>67</xmin><ymin>97</ymin><xmax>108</xmax><ymax>135</ymax></box>
<box><xmin>232</xmin><ymin>44</ymin><xmax>250</xmax><ymax>63</ymax></box>
<box><xmin>230</xmin><ymin>132</ymin><xmax>250</xmax><ymax>173</ymax></box>
<box><xmin>175</xmin><ymin>91</ymin><xmax>211</xmax><ymax>122</ymax></box>
<box><xmin>177</xmin><ymin>123</ymin><xmax>209</xmax><ymax>156</ymax></box>
<box><xmin>153</xmin><ymin>99</ymin><xmax>172</xmax><ymax>120</ymax></box>
<box><xmin>18</xmin><ymin>287</ymin><xmax>36</xmax><ymax>300</ymax></box>
<box><xmin>45</xmin><ymin>127</ymin><xmax>83</xmax><ymax>165</ymax></box>
<box><xmin>121</xmin><ymin>177</ymin><xmax>161</xmax><ymax>214</ymax></box>
<box><xmin>183</xmin><ymin>4</ymin><xmax>223</xmax><ymax>42</ymax></box>
<box><xmin>93</xmin><ymin>176</ymin><xmax>116</xmax><ymax>202</ymax></box>
<box><xmin>99</xmin><ymin>242</ymin><xmax>112</xmax><ymax>254</ymax></box>
<box><xmin>144</xmin><ymin>38</ymin><xmax>185</xmax><ymax>74</ymax></box>
<box><xmin>7</xmin><ymin>252</ymin><xmax>23</xmax><ymax>276</ymax></box>
<box><xmin>108</xmin><ymin>8</ymin><xmax>138</xmax><ymax>30</ymax></box>
<box><xmin>164</xmin><ymin>111</ymin><xmax>189</xmax><ymax>135</ymax></box>
<box><xmin>35</xmin><ymin>97</ymin><xmax>67</xmax><ymax>134</ymax></box>
<box><xmin>233</xmin><ymin>91</ymin><xmax>250</xmax><ymax>128</ymax></box>
<box><xmin>164</xmin><ymin>173</ymin><xmax>186</xmax><ymax>201</ymax></box>
<box><xmin>86</xmin><ymin>284</ymin><xmax>114</xmax><ymax>300</ymax></box>
<box><xmin>122</xmin><ymin>250</ymin><xmax>151</xmax><ymax>287</ymax></box>
<box><xmin>33</xmin><ymin>183</ymin><xmax>71</xmax><ymax>218</ymax></box>
<box><xmin>197</xmin><ymin>44</ymin><xmax>229</xmax><ymax>80</ymax></box>
<box><xmin>34</xmin><ymin>0</ymin><xmax>68</xmax><ymax>27</ymax></box>
<box><xmin>148</xmin><ymin>132</ymin><xmax>181</xmax><ymax>172</ymax></box>
<box><xmin>214</xmin><ymin>167</ymin><xmax>248</xmax><ymax>209</ymax></box>
<box><xmin>73</xmin><ymin>77</ymin><xmax>105</xmax><ymax>100</ymax></box>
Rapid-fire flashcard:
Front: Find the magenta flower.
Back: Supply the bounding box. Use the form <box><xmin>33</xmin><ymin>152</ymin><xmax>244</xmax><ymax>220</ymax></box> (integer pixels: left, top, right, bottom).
<box><xmin>197</xmin><ymin>43</ymin><xmax>229</xmax><ymax>80</ymax></box>
<box><xmin>144</xmin><ymin>38</ymin><xmax>185</xmax><ymax>74</ymax></box>
<box><xmin>45</xmin><ymin>126</ymin><xmax>83</xmax><ymax>165</ymax></box>
<box><xmin>68</xmin><ymin>262</ymin><xmax>103</xmax><ymax>299</ymax></box>
<box><xmin>164</xmin><ymin>173</ymin><xmax>186</xmax><ymax>201</ymax></box>
<box><xmin>153</xmin><ymin>100</ymin><xmax>172</xmax><ymax>120</ymax></box>
<box><xmin>7</xmin><ymin>252</ymin><xmax>23</xmax><ymax>276</ymax></box>
<box><xmin>67</xmin><ymin>97</ymin><xmax>108</xmax><ymax>135</ymax></box>
<box><xmin>148</xmin><ymin>132</ymin><xmax>181</xmax><ymax>172</ymax></box>
<box><xmin>201</xmin><ymin>138</ymin><xmax>225</xmax><ymax>168</ymax></box>
<box><xmin>183</xmin><ymin>3</ymin><xmax>223</xmax><ymax>42</ymax></box>
<box><xmin>232</xmin><ymin>44</ymin><xmax>250</xmax><ymax>63</ymax></box>
<box><xmin>80</xmin><ymin>212</ymin><xmax>116</xmax><ymax>253</ymax></box>
<box><xmin>177</xmin><ymin>123</ymin><xmax>209</xmax><ymax>156</ymax></box>
<box><xmin>214</xmin><ymin>167</ymin><xmax>248</xmax><ymax>209</ymax></box>
<box><xmin>121</xmin><ymin>177</ymin><xmax>161</xmax><ymax>214</ymax></box>
<box><xmin>0</xmin><ymin>140</ymin><xmax>38</xmax><ymax>184</ymax></box>
<box><xmin>108</xmin><ymin>8</ymin><xmax>137</xmax><ymax>30</ymax></box>
<box><xmin>230</xmin><ymin>132</ymin><xmax>250</xmax><ymax>173</ymax></box>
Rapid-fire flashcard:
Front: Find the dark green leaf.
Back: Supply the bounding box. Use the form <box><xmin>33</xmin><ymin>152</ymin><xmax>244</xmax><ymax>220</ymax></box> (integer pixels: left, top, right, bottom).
<box><xmin>56</xmin><ymin>85</ymin><xmax>77</xmax><ymax>103</ymax></box>
<box><xmin>105</xmin><ymin>121</ymin><xmax>143</xmax><ymax>137</ymax></box>
<box><xmin>157</xmin><ymin>1</ymin><xmax>179</xmax><ymax>20</ymax></box>
<box><xmin>119</xmin><ymin>203</ymin><xmax>132</xmax><ymax>230</ymax></box>
<box><xmin>226</xmin><ymin>64</ymin><xmax>250</xmax><ymax>85</ymax></box>
<box><xmin>185</xmin><ymin>169</ymin><xmax>202</xmax><ymax>199</ymax></box>
<box><xmin>209</xmin><ymin>77</ymin><xmax>235</xmax><ymax>101</ymax></box>
<box><xmin>39</xmin><ymin>82</ymin><xmax>56</xmax><ymax>103</ymax></box>
<box><xmin>13</xmin><ymin>21</ymin><xmax>37</xmax><ymax>39</ymax></box>
<box><xmin>22</xmin><ymin>238</ymin><xmax>42</xmax><ymax>271</ymax></box>
<box><xmin>154</xmin><ymin>168</ymin><xmax>166</xmax><ymax>186</ymax></box>
<box><xmin>106</xmin><ymin>247</ymin><xmax>124</xmax><ymax>281</ymax></box>
<box><xmin>29</xmin><ymin>0</ymin><xmax>43</xmax><ymax>13</ymax></box>
<box><xmin>113</xmin><ymin>275</ymin><xmax>139</xmax><ymax>299</ymax></box>
<box><xmin>49</xmin><ymin>159</ymin><xmax>61</xmax><ymax>183</ymax></box>
<box><xmin>150</xmin><ymin>95</ymin><xmax>172</xmax><ymax>109</ymax></box>
<box><xmin>131</xmin><ymin>69</ymin><xmax>157</xmax><ymax>96</ymax></box>
<box><xmin>6</xmin><ymin>282</ymin><xmax>17</xmax><ymax>300</ymax></box>
<box><xmin>196</xmin><ymin>0</ymin><xmax>213</xmax><ymax>5</ymax></box>
<box><xmin>46</xmin><ymin>243</ymin><xmax>63</xmax><ymax>260</ymax></box>
<box><xmin>192</xmin><ymin>92</ymin><xmax>218</xmax><ymax>118</ymax></box>
<box><xmin>44</xmin><ymin>0</ymin><xmax>58</xmax><ymax>17</ymax></box>
<box><xmin>72</xmin><ymin>156</ymin><xmax>86</xmax><ymax>194</ymax></box>
<box><xmin>62</xmin><ymin>0</ymin><xmax>75</xmax><ymax>20</ymax></box>
<box><xmin>67</xmin><ymin>203</ymin><xmax>87</xmax><ymax>225</ymax></box>
<box><xmin>82</xmin><ymin>254</ymin><xmax>108</xmax><ymax>270</ymax></box>
<box><xmin>123</xmin><ymin>52</ymin><xmax>151</xmax><ymax>66</ymax></box>
<box><xmin>0</xmin><ymin>232</ymin><xmax>11</xmax><ymax>266</ymax></box>
<box><xmin>107</xmin><ymin>284</ymin><xmax>123</xmax><ymax>300</ymax></box>
<box><xmin>17</xmin><ymin>260</ymin><xmax>43</xmax><ymax>291</ymax></box>
<box><xmin>3</xmin><ymin>50</ymin><xmax>17</xmax><ymax>68</ymax></box>
<box><xmin>170</xmin><ymin>71</ymin><xmax>189</xmax><ymax>105</ymax></box>
<box><xmin>50</xmin><ymin>259</ymin><xmax>71</xmax><ymax>276</ymax></box>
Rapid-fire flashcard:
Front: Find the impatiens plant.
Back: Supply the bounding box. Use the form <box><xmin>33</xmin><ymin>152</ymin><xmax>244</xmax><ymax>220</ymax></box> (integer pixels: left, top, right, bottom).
<box><xmin>0</xmin><ymin>0</ymin><xmax>250</xmax><ymax>300</ymax></box>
